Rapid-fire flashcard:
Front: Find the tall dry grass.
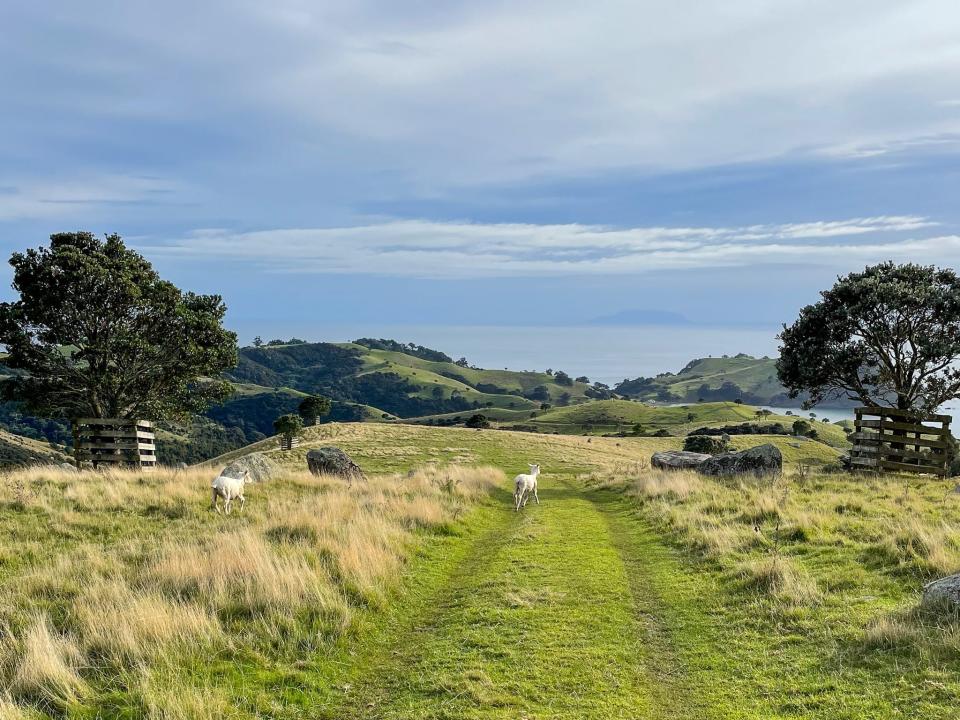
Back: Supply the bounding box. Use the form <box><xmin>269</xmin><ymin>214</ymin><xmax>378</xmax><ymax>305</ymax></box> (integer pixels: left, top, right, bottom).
<box><xmin>0</xmin><ymin>462</ymin><xmax>502</xmax><ymax>717</ymax></box>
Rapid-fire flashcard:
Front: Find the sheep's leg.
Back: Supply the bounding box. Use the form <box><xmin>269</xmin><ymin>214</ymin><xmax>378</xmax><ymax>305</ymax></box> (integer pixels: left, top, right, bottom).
<box><xmin>224</xmin><ymin>498</ymin><xmax>232</xmax><ymax>515</ymax></box>
<box><xmin>533</xmin><ymin>485</ymin><xmax>540</xmax><ymax>504</ymax></box>
<box><xmin>238</xmin><ymin>494</ymin><xmax>245</xmax><ymax>513</ymax></box>
<box><xmin>211</xmin><ymin>489</ymin><xmax>221</xmax><ymax>514</ymax></box>
<box><xmin>514</xmin><ymin>489</ymin><xmax>522</xmax><ymax>511</ymax></box>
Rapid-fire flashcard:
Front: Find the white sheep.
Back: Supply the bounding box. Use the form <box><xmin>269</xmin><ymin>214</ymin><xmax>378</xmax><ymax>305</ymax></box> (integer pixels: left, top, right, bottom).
<box><xmin>211</xmin><ymin>469</ymin><xmax>250</xmax><ymax>514</ymax></box>
<box><xmin>514</xmin><ymin>464</ymin><xmax>540</xmax><ymax>511</ymax></box>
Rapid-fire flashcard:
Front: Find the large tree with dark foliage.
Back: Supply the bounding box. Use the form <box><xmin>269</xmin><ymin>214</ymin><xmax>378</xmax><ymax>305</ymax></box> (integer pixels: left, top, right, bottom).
<box><xmin>778</xmin><ymin>262</ymin><xmax>960</xmax><ymax>411</ymax></box>
<box><xmin>298</xmin><ymin>394</ymin><xmax>332</xmax><ymax>425</ymax></box>
<box><xmin>0</xmin><ymin>232</ymin><xmax>237</xmax><ymax>419</ymax></box>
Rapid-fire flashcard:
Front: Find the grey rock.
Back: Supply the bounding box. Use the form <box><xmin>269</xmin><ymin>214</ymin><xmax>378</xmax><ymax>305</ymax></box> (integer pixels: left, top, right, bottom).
<box><xmin>923</xmin><ymin>573</ymin><xmax>960</xmax><ymax>609</ymax></box>
<box><xmin>698</xmin><ymin>444</ymin><xmax>783</xmax><ymax>477</ymax></box>
<box><xmin>651</xmin><ymin>450</ymin><xmax>712</xmax><ymax>470</ymax></box>
<box><xmin>306</xmin><ymin>447</ymin><xmax>365</xmax><ymax>482</ymax></box>
<box><xmin>220</xmin><ymin>452</ymin><xmax>278</xmax><ymax>484</ymax></box>
<box><xmin>59</xmin><ymin>463</ymin><xmax>79</xmax><ymax>473</ymax></box>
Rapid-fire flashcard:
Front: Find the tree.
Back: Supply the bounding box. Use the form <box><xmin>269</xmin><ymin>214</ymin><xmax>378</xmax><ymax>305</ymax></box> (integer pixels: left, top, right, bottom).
<box><xmin>0</xmin><ymin>232</ymin><xmax>236</xmax><ymax>420</ymax></box>
<box><xmin>554</xmin><ymin>370</ymin><xmax>573</xmax><ymax>386</ymax></box>
<box><xmin>273</xmin><ymin>413</ymin><xmax>303</xmax><ymax>441</ymax></box>
<box><xmin>778</xmin><ymin>263</ymin><xmax>960</xmax><ymax>411</ymax></box>
<box><xmin>455</xmin><ymin>357</ymin><xmax>470</xmax><ymax>368</ymax></box>
<box><xmin>575</xmin><ymin>376</ymin><xmax>590</xmax><ymax>384</ymax></box>
<box><xmin>252</xmin><ymin>336</ymin><xmax>263</xmax><ymax>347</ymax></box>
<box><xmin>465</xmin><ymin>413</ymin><xmax>490</xmax><ymax>429</ymax></box>
<box><xmin>297</xmin><ymin>394</ymin><xmax>332</xmax><ymax>425</ymax></box>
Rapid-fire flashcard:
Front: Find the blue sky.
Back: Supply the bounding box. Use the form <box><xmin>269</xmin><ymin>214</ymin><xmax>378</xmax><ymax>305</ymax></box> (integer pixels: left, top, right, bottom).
<box><xmin>3</xmin><ymin>1</ymin><xmax>960</xmax><ymax>355</ymax></box>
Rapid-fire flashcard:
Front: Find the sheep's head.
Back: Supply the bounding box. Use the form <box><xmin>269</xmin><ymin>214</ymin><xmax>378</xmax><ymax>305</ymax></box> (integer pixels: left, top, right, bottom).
<box><xmin>529</xmin><ymin>463</ymin><xmax>540</xmax><ymax>474</ymax></box>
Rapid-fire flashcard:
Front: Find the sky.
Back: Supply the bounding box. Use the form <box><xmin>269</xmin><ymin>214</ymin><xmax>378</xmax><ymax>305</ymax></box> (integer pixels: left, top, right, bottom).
<box><xmin>3</xmin><ymin>1</ymin><xmax>960</xmax><ymax>369</ymax></box>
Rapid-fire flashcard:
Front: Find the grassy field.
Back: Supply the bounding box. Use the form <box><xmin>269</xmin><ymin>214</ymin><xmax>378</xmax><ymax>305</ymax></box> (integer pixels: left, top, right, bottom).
<box><xmin>579</xmin><ymin>465</ymin><xmax>960</xmax><ymax>717</ymax></box>
<box><xmin>1</xmin><ymin>423</ymin><xmax>955</xmax><ymax>718</ymax></box>
<box><xmin>494</xmin><ymin>400</ymin><xmax>851</xmax><ymax>448</ymax></box>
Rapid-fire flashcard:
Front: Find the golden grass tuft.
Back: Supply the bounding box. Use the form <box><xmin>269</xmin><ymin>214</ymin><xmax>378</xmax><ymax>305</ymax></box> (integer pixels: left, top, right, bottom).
<box><xmin>74</xmin><ymin>580</ymin><xmax>221</xmax><ymax>666</ymax></box>
<box><xmin>2</xmin><ymin>615</ymin><xmax>86</xmax><ymax>711</ymax></box>
<box><xmin>737</xmin><ymin>556</ymin><xmax>822</xmax><ymax>606</ymax></box>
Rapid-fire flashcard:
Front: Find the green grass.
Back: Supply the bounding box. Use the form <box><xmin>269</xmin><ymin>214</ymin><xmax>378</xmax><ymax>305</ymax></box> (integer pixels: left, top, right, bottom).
<box><xmin>5</xmin><ymin>423</ymin><xmax>958</xmax><ymax>718</ymax></box>
<box><xmin>208</xmin><ymin>421</ymin><xmax>681</xmax><ymax>476</ymax></box>
<box><xmin>503</xmin><ymin>400</ymin><xmax>851</xmax><ymax>450</ymax></box>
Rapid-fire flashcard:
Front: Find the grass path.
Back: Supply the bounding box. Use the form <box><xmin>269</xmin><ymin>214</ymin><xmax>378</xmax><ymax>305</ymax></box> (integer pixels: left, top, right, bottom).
<box><xmin>324</xmin><ymin>476</ymin><xmax>700</xmax><ymax>719</ymax></box>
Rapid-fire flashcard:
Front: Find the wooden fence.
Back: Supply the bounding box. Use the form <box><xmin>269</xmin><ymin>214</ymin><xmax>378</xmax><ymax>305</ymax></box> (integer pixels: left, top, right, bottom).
<box><xmin>73</xmin><ymin>418</ymin><xmax>156</xmax><ymax>469</ymax></box>
<box><xmin>279</xmin><ymin>435</ymin><xmax>301</xmax><ymax>451</ymax></box>
<box><xmin>850</xmin><ymin>407</ymin><xmax>952</xmax><ymax>476</ymax></box>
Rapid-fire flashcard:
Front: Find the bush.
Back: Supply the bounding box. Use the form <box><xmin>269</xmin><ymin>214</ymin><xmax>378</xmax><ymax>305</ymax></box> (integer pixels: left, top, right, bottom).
<box><xmin>465</xmin><ymin>414</ymin><xmax>490</xmax><ymax>429</ymax></box>
<box><xmin>683</xmin><ymin>435</ymin><xmax>730</xmax><ymax>454</ymax></box>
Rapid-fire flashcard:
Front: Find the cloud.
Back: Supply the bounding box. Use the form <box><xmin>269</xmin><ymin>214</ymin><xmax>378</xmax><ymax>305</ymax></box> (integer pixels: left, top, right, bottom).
<box><xmin>141</xmin><ymin>215</ymin><xmax>948</xmax><ymax>278</ymax></box>
<box><xmin>0</xmin><ymin>175</ymin><xmax>187</xmax><ymax>222</ymax></box>
<box><xmin>4</xmin><ymin>1</ymin><xmax>960</xmax><ymax>193</ymax></box>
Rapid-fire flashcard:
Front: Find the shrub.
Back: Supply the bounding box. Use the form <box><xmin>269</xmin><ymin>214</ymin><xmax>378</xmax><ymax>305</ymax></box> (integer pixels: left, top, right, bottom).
<box><xmin>683</xmin><ymin>435</ymin><xmax>730</xmax><ymax>455</ymax></box>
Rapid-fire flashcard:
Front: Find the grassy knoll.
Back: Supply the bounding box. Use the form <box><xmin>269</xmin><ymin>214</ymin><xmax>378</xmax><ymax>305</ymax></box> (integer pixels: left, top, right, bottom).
<box><xmin>501</xmin><ymin>400</ymin><xmax>851</xmax><ymax>449</ymax></box>
<box><xmin>209</xmin><ymin>421</ymin><xmax>681</xmax><ymax>476</ymax></box>
<box><xmin>582</xmin><ymin>465</ymin><xmax>960</xmax><ymax>717</ymax></box>
<box><xmin>343</xmin><ymin>344</ymin><xmax>594</xmax><ymax>403</ymax></box>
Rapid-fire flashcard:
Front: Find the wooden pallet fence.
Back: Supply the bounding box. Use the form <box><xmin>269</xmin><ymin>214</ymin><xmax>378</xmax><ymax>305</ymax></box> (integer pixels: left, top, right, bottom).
<box><xmin>279</xmin><ymin>435</ymin><xmax>301</xmax><ymax>451</ymax></box>
<box><xmin>850</xmin><ymin>406</ymin><xmax>951</xmax><ymax>476</ymax></box>
<box><xmin>73</xmin><ymin>418</ymin><xmax>156</xmax><ymax>469</ymax></box>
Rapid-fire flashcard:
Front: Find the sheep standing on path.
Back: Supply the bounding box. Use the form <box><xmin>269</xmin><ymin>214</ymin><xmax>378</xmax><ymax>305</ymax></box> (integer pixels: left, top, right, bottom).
<box><xmin>514</xmin><ymin>464</ymin><xmax>540</xmax><ymax>511</ymax></box>
<box><xmin>211</xmin><ymin>469</ymin><xmax>250</xmax><ymax>514</ymax></box>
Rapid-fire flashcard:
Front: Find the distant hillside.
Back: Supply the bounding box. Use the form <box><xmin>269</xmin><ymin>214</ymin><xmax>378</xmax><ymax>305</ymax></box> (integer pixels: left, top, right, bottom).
<box><xmin>227</xmin><ymin>340</ymin><xmax>606</xmax><ymax>419</ymax></box>
<box><xmin>614</xmin><ymin>354</ymin><xmax>856</xmax><ymax>408</ymax></box>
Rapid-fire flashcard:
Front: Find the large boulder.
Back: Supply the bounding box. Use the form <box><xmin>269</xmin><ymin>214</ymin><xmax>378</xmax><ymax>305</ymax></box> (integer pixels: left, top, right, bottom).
<box><xmin>306</xmin><ymin>447</ymin><xmax>365</xmax><ymax>482</ymax></box>
<box><xmin>697</xmin><ymin>444</ymin><xmax>782</xmax><ymax>477</ymax></box>
<box><xmin>651</xmin><ymin>450</ymin><xmax>712</xmax><ymax>471</ymax></box>
<box><xmin>220</xmin><ymin>452</ymin><xmax>278</xmax><ymax>484</ymax></box>
<box><xmin>923</xmin><ymin>574</ymin><xmax>960</xmax><ymax>610</ymax></box>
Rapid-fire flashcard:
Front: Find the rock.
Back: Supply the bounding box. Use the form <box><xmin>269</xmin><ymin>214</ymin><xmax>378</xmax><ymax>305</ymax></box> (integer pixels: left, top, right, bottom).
<box><xmin>923</xmin><ymin>573</ymin><xmax>960</xmax><ymax>610</ymax></box>
<box><xmin>651</xmin><ymin>450</ymin><xmax>712</xmax><ymax>470</ymax></box>
<box><xmin>220</xmin><ymin>452</ymin><xmax>278</xmax><ymax>484</ymax></box>
<box><xmin>59</xmin><ymin>463</ymin><xmax>79</xmax><ymax>473</ymax></box>
<box><xmin>697</xmin><ymin>444</ymin><xmax>783</xmax><ymax>477</ymax></box>
<box><xmin>306</xmin><ymin>447</ymin><xmax>365</xmax><ymax>482</ymax></box>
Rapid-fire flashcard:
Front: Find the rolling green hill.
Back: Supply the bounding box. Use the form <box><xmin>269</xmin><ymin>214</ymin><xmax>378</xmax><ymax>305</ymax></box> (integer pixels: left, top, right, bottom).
<box><xmin>227</xmin><ymin>340</ymin><xmax>603</xmax><ymax>420</ymax></box>
<box><xmin>615</xmin><ymin>353</ymin><xmax>856</xmax><ymax>407</ymax></box>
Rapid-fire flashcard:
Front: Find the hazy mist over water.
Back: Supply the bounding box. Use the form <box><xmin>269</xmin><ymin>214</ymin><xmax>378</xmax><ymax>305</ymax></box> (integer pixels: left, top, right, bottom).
<box><xmin>311</xmin><ymin>324</ymin><xmax>782</xmax><ymax>386</ymax></box>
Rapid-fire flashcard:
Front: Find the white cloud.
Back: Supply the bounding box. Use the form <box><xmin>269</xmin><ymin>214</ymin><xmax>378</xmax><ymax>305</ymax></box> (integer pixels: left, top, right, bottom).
<box><xmin>5</xmin><ymin>1</ymin><xmax>960</xmax><ymax>188</ymax></box>
<box><xmin>142</xmin><ymin>215</ymin><xmax>948</xmax><ymax>278</ymax></box>
<box><xmin>0</xmin><ymin>175</ymin><xmax>186</xmax><ymax>222</ymax></box>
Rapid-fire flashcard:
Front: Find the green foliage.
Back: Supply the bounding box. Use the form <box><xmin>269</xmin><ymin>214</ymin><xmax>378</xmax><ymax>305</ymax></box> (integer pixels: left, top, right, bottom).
<box><xmin>465</xmin><ymin>413</ymin><xmax>490</xmax><ymax>429</ymax></box>
<box><xmin>554</xmin><ymin>370</ymin><xmax>573</xmax><ymax>386</ymax></box>
<box><xmin>683</xmin><ymin>434</ymin><xmax>730</xmax><ymax>454</ymax></box>
<box><xmin>778</xmin><ymin>262</ymin><xmax>960</xmax><ymax>410</ymax></box>
<box><xmin>298</xmin><ymin>394</ymin><xmax>332</xmax><ymax>425</ymax></box>
<box><xmin>353</xmin><ymin>338</ymin><xmax>454</xmax><ymax>363</ymax></box>
<box><xmin>0</xmin><ymin>232</ymin><xmax>237</xmax><ymax>420</ymax></box>
<box><xmin>273</xmin><ymin>413</ymin><xmax>303</xmax><ymax>439</ymax></box>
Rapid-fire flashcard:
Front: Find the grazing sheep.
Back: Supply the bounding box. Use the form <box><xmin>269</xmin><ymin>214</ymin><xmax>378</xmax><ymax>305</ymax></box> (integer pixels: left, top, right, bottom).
<box><xmin>514</xmin><ymin>464</ymin><xmax>541</xmax><ymax>511</ymax></box>
<box><xmin>211</xmin><ymin>469</ymin><xmax>250</xmax><ymax>514</ymax></box>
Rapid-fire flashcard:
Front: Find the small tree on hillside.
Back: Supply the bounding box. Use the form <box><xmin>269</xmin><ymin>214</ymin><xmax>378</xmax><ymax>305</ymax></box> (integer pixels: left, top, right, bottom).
<box><xmin>298</xmin><ymin>394</ymin><xmax>332</xmax><ymax>426</ymax></box>
<box><xmin>465</xmin><ymin>413</ymin><xmax>490</xmax><ymax>429</ymax></box>
<box><xmin>778</xmin><ymin>262</ymin><xmax>960</xmax><ymax>411</ymax></box>
<box><xmin>273</xmin><ymin>413</ymin><xmax>303</xmax><ymax>443</ymax></box>
<box><xmin>0</xmin><ymin>232</ymin><xmax>236</xmax><ymax>420</ymax></box>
